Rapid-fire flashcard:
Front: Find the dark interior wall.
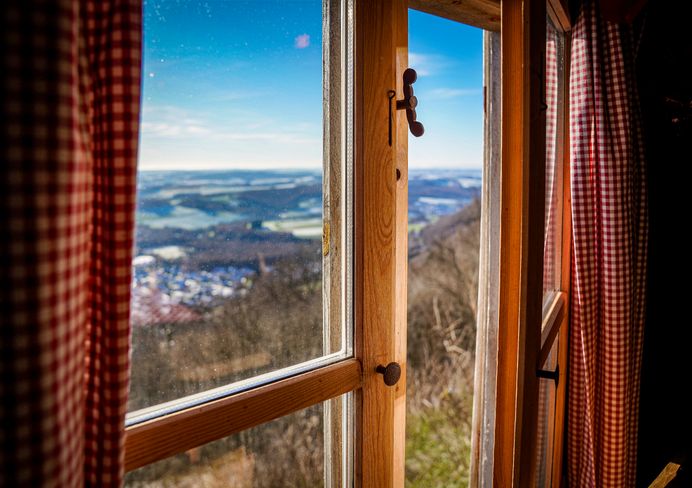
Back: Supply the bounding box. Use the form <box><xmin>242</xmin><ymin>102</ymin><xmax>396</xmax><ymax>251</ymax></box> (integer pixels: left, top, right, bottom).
<box><xmin>636</xmin><ymin>1</ymin><xmax>692</xmax><ymax>485</ymax></box>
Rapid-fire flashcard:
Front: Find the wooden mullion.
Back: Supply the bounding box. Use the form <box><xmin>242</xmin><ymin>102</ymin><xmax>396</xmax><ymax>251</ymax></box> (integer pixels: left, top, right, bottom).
<box><xmin>124</xmin><ymin>358</ymin><xmax>362</xmax><ymax>472</ymax></box>
<box><xmin>493</xmin><ymin>0</ymin><xmax>525</xmax><ymax>482</ymax></box>
<box><xmin>354</xmin><ymin>0</ymin><xmax>407</xmax><ymax>486</ymax></box>
<box><xmin>408</xmin><ymin>0</ymin><xmax>501</xmax><ymax>31</ymax></box>
<box><xmin>517</xmin><ymin>0</ymin><xmax>548</xmax><ymax>484</ymax></box>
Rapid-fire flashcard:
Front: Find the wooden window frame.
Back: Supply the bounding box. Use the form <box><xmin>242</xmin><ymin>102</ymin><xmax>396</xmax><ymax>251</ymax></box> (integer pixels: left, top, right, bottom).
<box><xmin>125</xmin><ymin>360</ymin><xmax>361</xmax><ymax>471</ymax></box>
<box><xmin>541</xmin><ymin>1</ymin><xmax>571</xmax><ymax>484</ymax></box>
<box><xmin>124</xmin><ymin>2</ymin><xmax>408</xmax><ymax>485</ymax></box>
<box><xmin>492</xmin><ymin>0</ymin><xmax>572</xmax><ymax>486</ymax></box>
<box><xmin>354</xmin><ymin>0</ymin><xmax>408</xmax><ymax>485</ymax></box>
<box><xmin>124</xmin><ymin>1</ymin><xmax>572</xmax><ymax>486</ymax></box>
<box><xmin>491</xmin><ymin>0</ymin><xmax>546</xmax><ymax>484</ymax></box>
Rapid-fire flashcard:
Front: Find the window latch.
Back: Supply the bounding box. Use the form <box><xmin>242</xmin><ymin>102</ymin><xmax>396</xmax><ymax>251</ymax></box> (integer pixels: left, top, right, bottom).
<box><xmin>376</xmin><ymin>362</ymin><xmax>402</xmax><ymax>387</ymax></box>
<box><xmin>388</xmin><ymin>68</ymin><xmax>425</xmax><ymax>146</ymax></box>
<box><xmin>536</xmin><ymin>364</ymin><xmax>559</xmax><ymax>386</ymax></box>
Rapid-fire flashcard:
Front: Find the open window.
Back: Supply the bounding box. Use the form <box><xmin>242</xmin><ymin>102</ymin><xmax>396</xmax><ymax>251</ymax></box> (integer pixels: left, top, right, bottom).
<box><xmin>535</xmin><ymin>3</ymin><xmax>571</xmax><ymax>485</ymax></box>
<box><xmin>126</xmin><ymin>1</ymin><xmax>357</xmax><ymax>485</ymax></box>
<box><xmin>124</xmin><ymin>1</ymin><xmax>573</xmax><ymax>486</ymax></box>
<box><xmin>489</xmin><ymin>0</ymin><xmax>572</xmax><ymax>485</ymax></box>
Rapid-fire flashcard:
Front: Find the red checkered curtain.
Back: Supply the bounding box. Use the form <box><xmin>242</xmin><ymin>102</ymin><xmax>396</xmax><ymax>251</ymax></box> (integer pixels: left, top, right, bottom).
<box><xmin>568</xmin><ymin>1</ymin><xmax>648</xmax><ymax>487</ymax></box>
<box><xmin>1</xmin><ymin>1</ymin><xmax>141</xmax><ymax>486</ymax></box>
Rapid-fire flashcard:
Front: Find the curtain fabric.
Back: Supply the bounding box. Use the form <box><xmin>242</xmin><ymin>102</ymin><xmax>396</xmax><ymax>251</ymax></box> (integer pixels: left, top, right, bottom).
<box><xmin>568</xmin><ymin>1</ymin><xmax>648</xmax><ymax>487</ymax></box>
<box><xmin>1</xmin><ymin>1</ymin><xmax>141</xmax><ymax>486</ymax></box>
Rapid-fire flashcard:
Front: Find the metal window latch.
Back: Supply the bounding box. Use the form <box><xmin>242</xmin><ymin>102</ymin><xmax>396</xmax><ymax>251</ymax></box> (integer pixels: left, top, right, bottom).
<box><xmin>536</xmin><ymin>364</ymin><xmax>559</xmax><ymax>386</ymax></box>
<box><xmin>388</xmin><ymin>68</ymin><xmax>425</xmax><ymax>146</ymax></box>
<box><xmin>376</xmin><ymin>362</ymin><xmax>402</xmax><ymax>387</ymax></box>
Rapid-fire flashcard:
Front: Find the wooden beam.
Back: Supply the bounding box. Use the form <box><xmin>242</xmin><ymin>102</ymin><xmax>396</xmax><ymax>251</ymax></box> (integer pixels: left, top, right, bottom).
<box><xmin>493</xmin><ymin>0</ymin><xmax>525</xmax><ymax>480</ymax></box>
<box><xmin>516</xmin><ymin>0</ymin><xmax>547</xmax><ymax>484</ymax></box>
<box><xmin>409</xmin><ymin>0</ymin><xmax>500</xmax><ymax>31</ymax></box>
<box><xmin>124</xmin><ymin>359</ymin><xmax>362</xmax><ymax>472</ymax></box>
<box><xmin>355</xmin><ymin>0</ymin><xmax>407</xmax><ymax>486</ymax></box>
<box><xmin>494</xmin><ymin>0</ymin><xmax>546</xmax><ymax>485</ymax></box>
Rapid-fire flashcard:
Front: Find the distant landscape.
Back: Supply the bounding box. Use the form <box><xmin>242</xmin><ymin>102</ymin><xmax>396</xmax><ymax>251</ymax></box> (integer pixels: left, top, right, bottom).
<box><xmin>126</xmin><ymin>168</ymin><xmax>481</xmax><ymax>487</ymax></box>
<box><xmin>130</xmin><ymin>169</ymin><xmax>480</xmax><ymax>324</ymax></box>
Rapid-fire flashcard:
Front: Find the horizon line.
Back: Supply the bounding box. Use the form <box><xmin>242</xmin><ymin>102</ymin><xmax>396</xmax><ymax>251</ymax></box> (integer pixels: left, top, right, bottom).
<box><xmin>137</xmin><ymin>165</ymin><xmax>483</xmax><ymax>172</ymax></box>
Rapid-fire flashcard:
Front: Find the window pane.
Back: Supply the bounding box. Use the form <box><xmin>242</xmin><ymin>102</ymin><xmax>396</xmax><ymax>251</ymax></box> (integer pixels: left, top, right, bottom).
<box><xmin>125</xmin><ymin>394</ymin><xmax>353</xmax><ymax>487</ymax></box>
<box><xmin>129</xmin><ymin>0</ymin><xmax>352</xmax><ymax>414</ymax></box>
<box><xmin>535</xmin><ymin>339</ymin><xmax>558</xmax><ymax>488</ymax></box>
<box><xmin>543</xmin><ymin>15</ymin><xmax>566</xmax><ymax>300</ymax></box>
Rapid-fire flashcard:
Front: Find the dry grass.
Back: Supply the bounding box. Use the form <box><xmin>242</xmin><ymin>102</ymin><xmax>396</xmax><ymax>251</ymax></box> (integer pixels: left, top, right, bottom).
<box><xmin>405</xmin><ymin>201</ymin><xmax>480</xmax><ymax>487</ymax></box>
<box><xmin>126</xmin><ymin>202</ymin><xmax>481</xmax><ymax>486</ymax></box>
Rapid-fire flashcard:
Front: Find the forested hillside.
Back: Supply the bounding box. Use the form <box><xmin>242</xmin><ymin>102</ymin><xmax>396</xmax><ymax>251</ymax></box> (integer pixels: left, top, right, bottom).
<box><xmin>127</xmin><ymin>198</ymin><xmax>480</xmax><ymax>487</ymax></box>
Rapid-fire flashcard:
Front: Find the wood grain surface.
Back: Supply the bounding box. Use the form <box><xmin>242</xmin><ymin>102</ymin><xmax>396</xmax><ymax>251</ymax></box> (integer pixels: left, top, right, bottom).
<box><xmin>125</xmin><ymin>359</ymin><xmax>361</xmax><ymax>472</ymax></box>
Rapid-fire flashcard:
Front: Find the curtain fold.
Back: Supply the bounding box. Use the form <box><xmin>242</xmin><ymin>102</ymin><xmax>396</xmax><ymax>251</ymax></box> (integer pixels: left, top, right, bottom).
<box><xmin>1</xmin><ymin>1</ymin><xmax>141</xmax><ymax>486</ymax></box>
<box><xmin>568</xmin><ymin>1</ymin><xmax>648</xmax><ymax>486</ymax></box>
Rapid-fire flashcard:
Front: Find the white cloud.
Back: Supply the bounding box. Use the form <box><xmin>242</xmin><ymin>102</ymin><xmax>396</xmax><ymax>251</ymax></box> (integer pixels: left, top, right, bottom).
<box><xmin>427</xmin><ymin>88</ymin><xmax>482</xmax><ymax>100</ymax></box>
<box><xmin>294</xmin><ymin>34</ymin><xmax>310</xmax><ymax>49</ymax></box>
<box><xmin>408</xmin><ymin>52</ymin><xmax>432</xmax><ymax>76</ymax></box>
<box><xmin>138</xmin><ymin>104</ymin><xmax>322</xmax><ymax>169</ymax></box>
<box><xmin>218</xmin><ymin>132</ymin><xmax>318</xmax><ymax>144</ymax></box>
<box><xmin>140</xmin><ymin>107</ymin><xmax>211</xmax><ymax>137</ymax></box>
<box><xmin>141</xmin><ymin>105</ymin><xmax>318</xmax><ymax>145</ymax></box>
<box><xmin>408</xmin><ymin>52</ymin><xmax>461</xmax><ymax>78</ymax></box>
<box><xmin>141</xmin><ymin>121</ymin><xmax>210</xmax><ymax>137</ymax></box>
<box><xmin>141</xmin><ymin>122</ymin><xmax>179</xmax><ymax>137</ymax></box>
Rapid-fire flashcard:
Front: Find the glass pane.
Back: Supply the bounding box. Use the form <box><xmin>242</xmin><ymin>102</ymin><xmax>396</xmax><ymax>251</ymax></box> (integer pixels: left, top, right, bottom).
<box><xmin>129</xmin><ymin>0</ymin><xmax>353</xmax><ymax>414</ymax></box>
<box><xmin>535</xmin><ymin>339</ymin><xmax>558</xmax><ymax>488</ymax></box>
<box><xmin>125</xmin><ymin>394</ymin><xmax>353</xmax><ymax>487</ymax></box>
<box><xmin>406</xmin><ymin>11</ymin><xmax>483</xmax><ymax>487</ymax></box>
<box><xmin>543</xmin><ymin>15</ymin><xmax>566</xmax><ymax>301</ymax></box>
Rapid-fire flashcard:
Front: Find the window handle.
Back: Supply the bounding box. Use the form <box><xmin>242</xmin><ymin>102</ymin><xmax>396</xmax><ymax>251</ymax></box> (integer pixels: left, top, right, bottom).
<box><xmin>536</xmin><ymin>364</ymin><xmax>559</xmax><ymax>386</ymax></box>
<box><xmin>387</xmin><ymin>68</ymin><xmax>425</xmax><ymax>146</ymax></box>
<box><xmin>376</xmin><ymin>362</ymin><xmax>402</xmax><ymax>387</ymax></box>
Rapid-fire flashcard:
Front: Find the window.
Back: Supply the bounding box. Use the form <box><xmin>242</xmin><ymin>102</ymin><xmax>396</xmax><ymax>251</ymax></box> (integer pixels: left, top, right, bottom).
<box><xmin>491</xmin><ymin>0</ymin><xmax>572</xmax><ymax>485</ymax></box>
<box><xmin>534</xmin><ymin>2</ymin><xmax>571</xmax><ymax>486</ymax></box>
<box><xmin>126</xmin><ymin>396</ymin><xmax>350</xmax><ymax>487</ymax></box>
<box><xmin>126</xmin><ymin>0</ymin><xmax>358</xmax><ymax>480</ymax></box>
<box><xmin>543</xmin><ymin>12</ymin><xmax>567</xmax><ymax>303</ymax></box>
<box><xmin>125</xmin><ymin>1</ymin><xmax>572</xmax><ymax>486</ymax></box>
<box><xmin>128</xmin><ymin>0</ymin><xmax>353</xmax><ymax>418</ymax></box>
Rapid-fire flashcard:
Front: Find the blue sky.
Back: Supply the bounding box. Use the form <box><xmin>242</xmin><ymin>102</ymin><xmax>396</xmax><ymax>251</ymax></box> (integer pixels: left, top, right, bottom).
<box><xmin>140</xmin><ymin>1</ymin><xmax>482</xmax><ymax>170</ymax></box>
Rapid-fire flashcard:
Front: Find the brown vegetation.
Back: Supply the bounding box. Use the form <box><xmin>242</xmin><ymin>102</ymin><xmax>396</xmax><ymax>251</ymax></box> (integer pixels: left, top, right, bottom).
<box><xmin>126</xmin><ymin>200</ymin><xmax>480</xmax><ymax>486</ymax></box>
<box><xmin>405</xmin><ymin>200</ymin><xmax>480</xmax><ymax>487</ymax></box>
<box><xmin>407</xmin><ymin>200</ymin><xmax>480</xmax><ymax>412</ymax></box>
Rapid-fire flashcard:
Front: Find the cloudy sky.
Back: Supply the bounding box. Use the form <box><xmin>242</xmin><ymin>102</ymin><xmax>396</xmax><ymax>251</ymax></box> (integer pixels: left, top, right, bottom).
<box><xmin>140</xmin><ymin>0</ymin><xmax>483</xmax><ymax>170</ymax></box>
